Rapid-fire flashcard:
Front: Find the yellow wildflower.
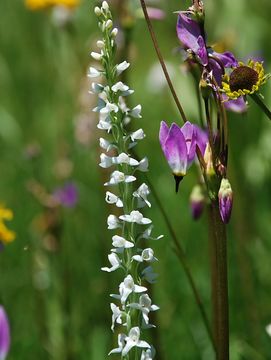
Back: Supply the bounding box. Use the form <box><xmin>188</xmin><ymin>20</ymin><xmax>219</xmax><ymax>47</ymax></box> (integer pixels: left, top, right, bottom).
<box><xmin>0</xmin><ymin>205</ymin><xmax>16</xmax><ymax>245</ymax></box>
<box><xmin>25</xmin><ymin>0</ymin><xmax>80</xmax><ymax>11</ymax></box>
<box><xmin>222</xmin><ymin>60</ymin><xmax>269</xmax><ymax>100</ymax></box>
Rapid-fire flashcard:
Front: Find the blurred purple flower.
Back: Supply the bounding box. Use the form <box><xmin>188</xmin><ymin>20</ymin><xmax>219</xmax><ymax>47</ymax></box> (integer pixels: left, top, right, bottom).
<box><xmin>190</xmin><ymin>185</ymin><xmax>205</xmax><ymax>220</ymax></box>
<box><xmin>0</xmin><ymin>306</ymin><xmax>10</xmax><ymax>360</ymax></box>
<box><xmin>53</xmin><ymin>182</ymin><xmax>78</xmax><ymax>208</ymax></box>
<box><xmin>223</xmin><ymin>95</ymin><xmax>247</xmax><ymax>114</ymax></box>
<box><xmin>177</xmin><ymin>13</ymin><xmax>237</xmax><ymax>85</ymax></box>
<box><xmin>159</xmin><ymin>121</ymin><xmax>207</xmax><ymax>192</ymax></box>
<box><xmin>147</xmin><ymin>7</ymin><xmax>165</xmax><ymax>20</ymax></box>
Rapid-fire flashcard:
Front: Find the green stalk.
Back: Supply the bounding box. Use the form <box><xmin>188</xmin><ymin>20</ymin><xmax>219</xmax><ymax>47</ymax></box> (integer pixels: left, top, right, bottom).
<box><xmin>250</xmin><ymin>93</ymin><xmax>271</xmax><ymax>121</ymax></box>
<box><xmin>209</xmin><ymin>201</ymin><xmax>229</xmax><ymax>360</ymax></box>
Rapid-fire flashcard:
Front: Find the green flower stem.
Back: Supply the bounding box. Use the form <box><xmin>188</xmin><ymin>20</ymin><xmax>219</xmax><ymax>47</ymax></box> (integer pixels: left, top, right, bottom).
<box><xmin>209</xmin><ymin>201</ymin><xmax>229</xmax><ymax>360</ymax></box>
<box><xmin>250</xmin><ymin>93</ymin><xmax>271</xmax><ymax>121</ymax></box>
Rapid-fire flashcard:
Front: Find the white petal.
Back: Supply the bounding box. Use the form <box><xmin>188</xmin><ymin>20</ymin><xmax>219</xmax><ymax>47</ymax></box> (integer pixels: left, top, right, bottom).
<box><xmin>130</xmin><ymin>104</ymin><xmax>142</xmax><ymax>118</ymax></box>
<box><xmin>88</xmin><ymin>67</ymin><xmax>101</xmax><ymax>78</ymax></box>
<box><xmin>116</xmin><ymin>61</ymin><xmax>130</xmax><ymax>75</ymax></box>
<box><xmin>112</xmin><ymin>81</ymin><xmax>129</xmax><ymax>92</ymax></box>
<box><xmin>122</xmin><ymin>340</ymin><xmax>135</xmax><ymax>356</ymax></box>
<box><xmin>134</xmin><ymin>284</ymin><xmax>147</xmax><ymax>293</ymax></box>
<box><xmin>132</xmin><ymin>255</ymin><xmax>143</xmax><ymax>262</ymax></box>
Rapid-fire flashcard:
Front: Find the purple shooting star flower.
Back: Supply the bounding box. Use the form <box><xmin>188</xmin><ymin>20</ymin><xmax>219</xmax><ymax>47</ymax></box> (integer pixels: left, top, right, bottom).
<box><xmin>177</xmin><ymin>12</ymin><xmax>237</xmax><ymax>86</ymax></box>
<box><xmin>159</xmin><ymin>121</ymin><xmax>197</xmax><ymax>192</ymax></box>
<box><xmin>0</xmin><ymin>306</ymin><xmax>10</xmax><ymax>360</ymax></box>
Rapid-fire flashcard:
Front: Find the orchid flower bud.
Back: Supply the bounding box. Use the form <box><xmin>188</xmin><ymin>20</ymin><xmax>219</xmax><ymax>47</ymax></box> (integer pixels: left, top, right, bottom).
<box><xmin>218</xmin><ymin>178</ymin><xmax>233</xmax><ymax>224</ymax></box>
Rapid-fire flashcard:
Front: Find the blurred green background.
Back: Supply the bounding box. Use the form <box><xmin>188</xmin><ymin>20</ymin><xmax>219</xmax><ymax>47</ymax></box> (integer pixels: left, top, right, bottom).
<box><xmin>0</xmin><ymin>0</ymin><xmax>271</xmax><ymax>359</ymax></box>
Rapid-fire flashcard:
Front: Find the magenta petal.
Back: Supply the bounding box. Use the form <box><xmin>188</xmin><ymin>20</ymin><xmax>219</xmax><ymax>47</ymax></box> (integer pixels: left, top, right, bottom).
<box><xmin>212</xmin><ymin>51</ymin><xmax>238</xmax><ymax>68</ymax></box>
<box><xmin>159</xmin><ymin>121</ymin><xmax>169</xmax><ymax>150</ymax></box>
<box><xmin>0</xmin><ymin>306</ymin><xmax>10</xmax><ymax>360</ymax></box>
<box><xmin>219</xmin><ymin>196</ymin><xmax>232</xmax><ymax>224</ymax></box>
<box><xmin>177</xmin><ymin>13</ymin><xmax>207</xmax><ymax>65</ymax></box>
<box><xmin>194</xmin><ymin>125</ymin><xmax>208</xmax><ymax>156</ymax></box>
<box><xmin>197</xmin><ymin>36</ymin><xmax>208</xmax><ymax>66</ymax></box>
<box><xmin>181</xmin><ymin>122</ymin><xmax>196</xmax><ymax>166</ymax></box>
<box><xmin>163</xmin><ymin>123</ymin><xmax>188</xmax><ymax>175</ymax></box>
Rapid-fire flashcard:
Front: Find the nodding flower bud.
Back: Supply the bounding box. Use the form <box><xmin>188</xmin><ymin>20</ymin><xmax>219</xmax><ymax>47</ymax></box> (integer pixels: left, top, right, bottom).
<box><xmin>203</xmin><ymin>142</ymin><xmax>215</xmax><ymax>178</ymax></box>
<box><xmin>190</xmin><ymin>185</ymin><xmax>205</xmax><ymax>220</ymax></box>
<box><xmin>218</xmin><ymin>178</ymin><xmax>233</xmax><ymax>224</ymax></box>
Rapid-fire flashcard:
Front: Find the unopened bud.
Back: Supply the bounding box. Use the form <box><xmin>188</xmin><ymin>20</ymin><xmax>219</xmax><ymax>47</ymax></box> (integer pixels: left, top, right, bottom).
<box><xmin>96</xmin><ymin>40</ymin><xmax>104</xmax><ymax>48</ymax></box>
<box><xmin>190</xmin><ymin>185</ymin><xmax>205</xmax><ymax>220</ymax></box>
<box><xmin>102</xmin><ymin>1</ymin><xmax>109</xmax><ymax>11</ymax></box>
<box><xmin>105</xmin><ymin>19</ymin><xmax>113</xmax><ymax>30</ymax></box>
<box><xmin>91</xmin><ymin>51</ymin><xmax>103</xmax><ymax>61</ymax></box>
<box><xmin>94</xmin><ymin>6</ymin><xmax>101</xmax><ymax>16</ymax></box>
<box><xmin>203</xmin><ymin>142</ymin><xmax>215</xmax><ymax>177</ymax></box>
<box><xmin>111</xmin><ymin>28</ymin><xmax>118</xmax><ymax>37</ymax></box>
<box><xmin>218</xmin><ymin>178</ymin><xmax>233</xmax><ymax>224</ymax></box>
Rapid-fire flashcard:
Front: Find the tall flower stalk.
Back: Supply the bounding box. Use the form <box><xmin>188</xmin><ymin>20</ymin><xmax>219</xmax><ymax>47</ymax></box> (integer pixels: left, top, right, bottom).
<box><xmin>90</xmin><ymin>2</ymin><xmax>160</xmax><ymax>358</ymax></box>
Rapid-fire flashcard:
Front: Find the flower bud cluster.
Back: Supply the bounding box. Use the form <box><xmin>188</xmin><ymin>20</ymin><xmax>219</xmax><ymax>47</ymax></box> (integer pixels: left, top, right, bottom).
<box><xmin>91</xmin><ymin>3</ymin><xmax>161</xmax><ymax>358</ymax></box>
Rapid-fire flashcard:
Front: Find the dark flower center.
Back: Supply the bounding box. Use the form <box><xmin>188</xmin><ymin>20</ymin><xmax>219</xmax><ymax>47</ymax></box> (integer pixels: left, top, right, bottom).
<box><xmin>229</xmin><ymin>66</ymin><xmax>258</xmax><ymax>92</ymax></box>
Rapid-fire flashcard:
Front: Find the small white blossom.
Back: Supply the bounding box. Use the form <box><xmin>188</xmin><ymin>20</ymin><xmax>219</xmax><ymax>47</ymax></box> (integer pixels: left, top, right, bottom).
<box><xmin>141</xmin><ymin>225</ymin><xmax>164</xmax><ymax>241</ymax></box>
<box><xmin>99</xmin><ymin>153</ymin><xmax>113</xmax><ymax>168</ymax></box>
<box><xmin>107</xmin><ymin>214</ymin><xmax>121</xmax><ymax>229</ymax></box>
<box><xmin>94</xmin><ymin>6</ymin><xmax>101</xmax><ymax>16</ymax></box>
<box><xmin>122</xmin><ymin>327</ymin><xmax>150</xmax><ymax>356</ymax></box>
<box><xmin>111</xmin><ymin>275</ymin><xmax>147</xmax><ymax>304</ymax></box>
<box><xmin>132</xmin><ymin>248</ymin><xmax>157</xmax><ymax>263</ymax></box>
<box><xmin>110</xmin><ymin>303</ymin><xmax>123</xmax><ymax>331</ymax></box>
<box><xmin>88</xmin><ymin>66</ymin><xmax>101</xmax><ymax>78</ymax></box>
<box><xmin>130</xmin><ymin>104</ymin><xmax>142</xmax><ymax>118</ymax></box>
<box><xmin>91</xmin><ymin>51</ymin><xmax>103</xmax><ymax>61</ymax></box>
<box><xmin>99</xmin><ymin>138</ymin><xmax>114</xmax><ymax>152</ymax></box>
<box><xmin>101</xmin><ymin>253</ymin><xmax>122</xmax><ymax>272</ymax></box>
<box><xmin>97</xmin><ymin>118</ymin><xmax>112</xmax><ymax>132</ymax></box>
<box><xmin>133</xmin><ymin>183</ymin><xmax>151</xmax><ymax>207</ymax></box>
<box><xmin>128</xmin><ymin>294</ymin><xmax>159</xmax><ymax>325</ymax></box>
<box><xmin>137</xmin><ymin>157</ymin><xmax>149</xmax><ymax>172</ymax></box>
<box><xmin>116</xmin><ymin>61</ymin><xmax>130</xmax><ymax>75</ymax></box>
<box><xmin>100</xmin><ymin>102</ymin><xmax>118</xmax><ymax>115</ymax></box>
<box><xmin>102</xmin><ymin>1</ymin><xmax>109</xmax><ymax>11</ymax></box>
<box><xmin>112</xmin><ymin>81</ymin><xmax>129</xmax><ymax>93</ymax></box>
<box><xmin>104</xmin><ymin>171</ymin><xmax>136</xmax><ymax>186</ymax></box>
<box><xmin>119</xmin><ymin>210</ymin><xmax>152</xmax><ymax>225</ymax></box>
<box><xmin>131</xmin><ymin>128</ymin><xmax>145</xmax><ymax>142</ymax></box>
<box><xmin>105</xmin><ymin>19</ymin><xmax>113</xmax><ymax>29</ymax></box>
<box><xmin>112</xmin><ymin>235</ymin><xmax>134</xmax><ymax>249</ymax></box>
<box><xmin>108</xmin><ymin>333</ymin><xmax>126</xmax><ymax>355</ymax></box>
<box><xmin>111</xmin><ymin>28</ymin><xmax>118</xmax><ymax>37</ymax></box>
<box><xmin>142</xmin><ymin>266</ymin><xmax>158</xmax><ymax>284</ymax></box>
<box><xmin>115</xmin><ymin>153</ymin><xmax>139</xmax><ymax>166</ymax></box>
<box><xmin>105</xmin><ymin>191</ymin><xmax>123</xmax><ymax>208</ymax></box>
<box><xmin>96</xmin><ymin>40</ymin><xmax>104</xmax><ymax>48</ymax></box>
<box><xmin>90</xmin><ymin>82</ymin><xmax>104</xmax><ymax>94</ymax></box>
